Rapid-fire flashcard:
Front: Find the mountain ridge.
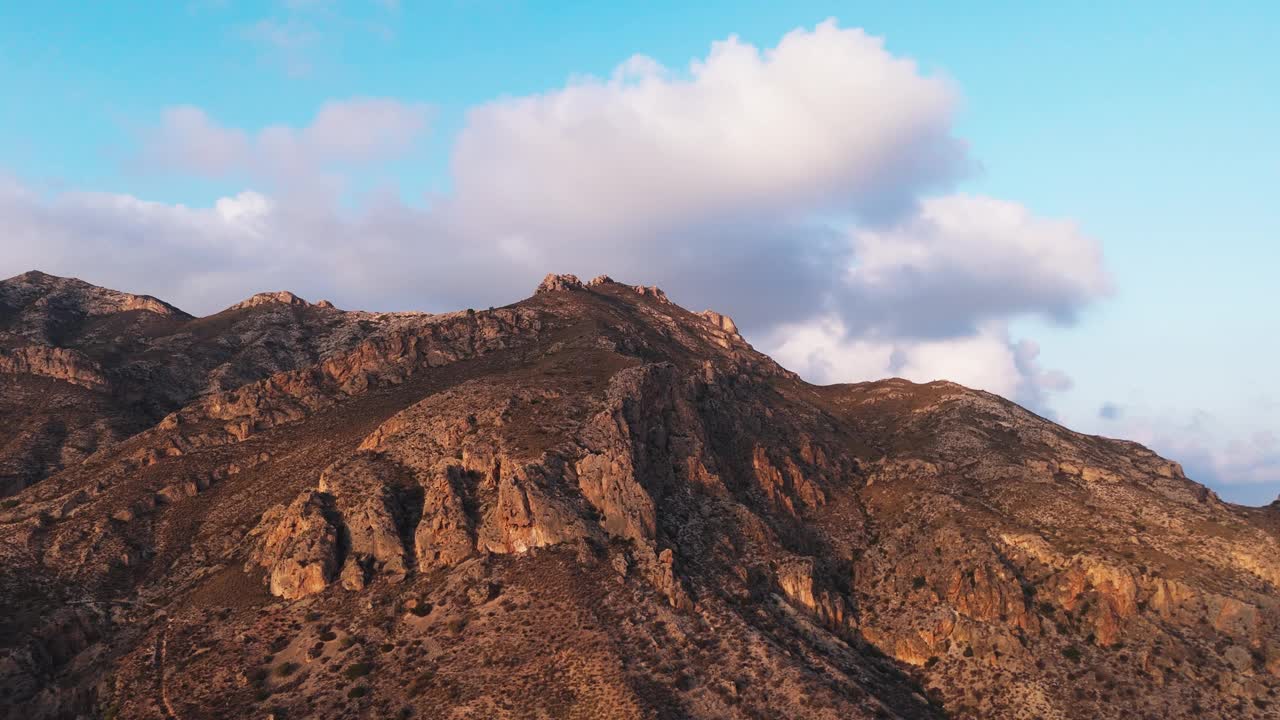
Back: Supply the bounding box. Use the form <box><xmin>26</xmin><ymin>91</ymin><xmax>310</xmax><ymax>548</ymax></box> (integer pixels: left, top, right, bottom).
<box><xmin>0</xmin><ymin>270</ymin><xmax>1277</xmax><ymax>719</ymax></box>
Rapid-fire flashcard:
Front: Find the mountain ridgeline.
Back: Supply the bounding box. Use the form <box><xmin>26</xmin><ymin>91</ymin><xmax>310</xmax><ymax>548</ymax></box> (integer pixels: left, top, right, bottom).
<box><xmin>1</xmin><ymin>270</ymin><xmax>1277</xmax><ymax>719</ymax></box>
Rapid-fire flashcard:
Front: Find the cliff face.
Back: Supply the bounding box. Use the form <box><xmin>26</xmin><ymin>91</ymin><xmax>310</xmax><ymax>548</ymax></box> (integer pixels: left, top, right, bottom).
<box><xmin>0</xmin><ymin>272</ymin><xmax>1276</xmax><ymax>720</ymax></box>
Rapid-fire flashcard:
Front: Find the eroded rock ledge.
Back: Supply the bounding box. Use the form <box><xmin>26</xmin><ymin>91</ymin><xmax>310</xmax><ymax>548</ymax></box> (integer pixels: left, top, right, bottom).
<box><xmin>0</xmin><ymin>346</ymin><xmax>108</xmax><ymax>389</ymax></box>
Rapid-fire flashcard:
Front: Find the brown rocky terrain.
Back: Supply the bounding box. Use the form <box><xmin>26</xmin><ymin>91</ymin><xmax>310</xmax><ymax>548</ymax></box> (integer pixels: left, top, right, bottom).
<box><xmin>0</xmin><ymin>270</ymin><xmax>1276</xmax><ymax>719</ymax></box>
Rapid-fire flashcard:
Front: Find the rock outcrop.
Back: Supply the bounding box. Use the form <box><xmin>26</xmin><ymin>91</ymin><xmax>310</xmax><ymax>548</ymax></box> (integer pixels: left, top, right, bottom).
<box><xmin>227</xmin><ymin>290</ymin><xmax>316</xmax><ymax>310</ymax></box>
<box><xmin>246</xmin><ymin>490</ymin><xmax>343</xmax><ymax>600</ymax></box>
<box><xmin>318</xmin><ymin>454</ymin><xmax>415</xmax><ymax>589</ymax></box>
<box><xmin>535</xmin><ymin>273</ymin><xmax>584</xmax><ymax>293</ymax></box>
<box><xmin>0</xmin><ymin>346</ymin><xmax>108</xmax><ymax>389</ymax></box>
<box><xmin>415</xmin><ymin>464</ymin><xmax>477</xmax><ymax>570</ymax></box>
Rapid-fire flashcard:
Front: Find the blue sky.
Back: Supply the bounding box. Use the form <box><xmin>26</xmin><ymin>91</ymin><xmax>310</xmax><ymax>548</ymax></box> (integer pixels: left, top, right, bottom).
<box><xmin>1</xmin><ymin>1</ymin><xmax>1276</xmax><ymax>503</ymax></box>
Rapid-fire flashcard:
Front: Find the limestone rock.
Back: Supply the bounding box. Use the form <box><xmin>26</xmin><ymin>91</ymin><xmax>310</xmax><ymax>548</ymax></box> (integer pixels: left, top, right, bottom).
<box><xmin>535</xmin><ymin>273</ymin><xmax>584</xmax><ymax>293</ymax></box>
<box><xmin>246</xmin><ymin>490</ymin><xmax>342</xmax><ymax>600</ymax></box>
<box><xmin>415</xmin><ymin>464</ymin><xmax>476</xmax><ymax>570</ymax></box>
<box><xmin>699</xmin><ymin>310</ymin><xmax>739</xmax><ymax>336</ymax></box>
<box><xmin>228</xmin><ymin>290</ymin><xmax>312</xmax><ymax>310</ymax></box>
<box><xmin>0</xmin><ymin>347</ymin><xmax>108</xmax><ymax>390</ymax></box>
<box><xmin>776</xmin><ymin>557</ymin><xmax>853</xmax><ymax>633</ymax></box>
<box><xmin>476</xmin><ymin>467</ymin><xmax>590</xmax><ymax>554</ymax></box>
<box><xmin>633</xmin><ymin>285</ymin><xmax>668</xmax><ymax>302</ymax></box>
<box><xmin>318</xmin><ymin>453</ymin><xmax>414</xmax><ymax>587</ymax></box>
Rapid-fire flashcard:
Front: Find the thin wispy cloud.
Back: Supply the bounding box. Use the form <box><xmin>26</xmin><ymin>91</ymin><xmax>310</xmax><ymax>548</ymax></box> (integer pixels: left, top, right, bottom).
<box><xmin>241</xmin><ymin>18</ymin><xmax>321</xmax><ymax>77</ymax></box>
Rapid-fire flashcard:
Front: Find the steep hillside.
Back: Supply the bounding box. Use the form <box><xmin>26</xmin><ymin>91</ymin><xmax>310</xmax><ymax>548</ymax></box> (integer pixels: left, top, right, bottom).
<box><xmin>0</xmin><ymin>272</ymin><xmax>1276</xmax><ymax>719</ymax></box>
<box><xmin>0</xmin><ymin>271</ymin><xmax>421</xmax><ymax>496</ymax></box>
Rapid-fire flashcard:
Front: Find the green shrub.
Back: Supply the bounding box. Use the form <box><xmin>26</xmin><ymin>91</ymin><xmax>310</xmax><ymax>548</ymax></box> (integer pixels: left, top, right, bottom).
<box><xmin>1061</xmin><ymin>645</ymin><xmax>1082</xmax><ymax>662</ymax></box>
<box><xmin>0</xmin><ymin>499</ymin><xmax>19</xmax><ymax>510</ymax></box>
<box><xmin>274</xmin><ymin>662</ymin><xmax>298</xmax><ymax>677</ymax></box>
<box><xmin>911</xmin><ymin>576</ymin><xmax>927</xmax><ymax>590</ymax></box>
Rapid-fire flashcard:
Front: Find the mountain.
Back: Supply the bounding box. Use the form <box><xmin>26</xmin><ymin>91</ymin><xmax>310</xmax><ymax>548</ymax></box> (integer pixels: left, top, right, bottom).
<box><xmin>0</xmin><ymin>271</ymin><xmax>1276</xmax><ymax>720</ymax></box>
<box><xmin>0</xmin><ymin>271</ymin><xmax>423</xmax><ymax>497</ymax></box>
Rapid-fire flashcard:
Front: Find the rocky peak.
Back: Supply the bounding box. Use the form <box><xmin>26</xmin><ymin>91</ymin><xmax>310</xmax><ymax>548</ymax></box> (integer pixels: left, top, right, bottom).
<box><xmin>537</xmin><ymin>272</ymin><xmax>672</xmax><ymax>305</ymax></box>
<box><xmin>0</xmin><ymin>269</ymin><xmax>187</xmax><ymax>319</ymax></box>
<box><xmin>227</xmin><ymin>290</ymin><xmax>315</xmax><ymax>311</ymax></box>
<box><xmin>699</xmin><ymin>309</ymin><xmax>740</xmax><ymax>336</ymax></box>
<box><xmin>632</xmin><ymin>284</ymin><xmax>669</xmax><ymax>302</ymax></box>
<box><xmin>535</xmin><ymin>273</ymin><xmax>585</xmax><ymax>293</ymax></box>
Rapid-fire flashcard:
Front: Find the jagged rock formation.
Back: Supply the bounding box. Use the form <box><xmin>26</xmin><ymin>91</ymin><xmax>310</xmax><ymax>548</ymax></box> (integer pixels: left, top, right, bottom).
<box><xmin>247</xmin><ymin>489</ymin><xmax>344</xmax><ymax>600</ymax></box>
<box><xmin>0</xmin><ymin>271</ymin><xmax>430</xmax><ymax>496</ymax></box>
<box><xmin>0</xmin><ymin>270</ymin><xmax>1277</xmax><ymax>720</ymax></box>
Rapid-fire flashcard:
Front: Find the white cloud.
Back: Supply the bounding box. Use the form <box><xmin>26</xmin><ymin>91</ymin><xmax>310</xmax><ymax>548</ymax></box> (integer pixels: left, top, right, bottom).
<box><xmin>448</xmin><ymin>19</ymin><xmax>967</xmax><ymax>237</ymax></box>
<box><xmin>5</xmin><ymin>19</ymin><xmax>1272</xmax><ymax>504</ymax></box>
<box><xmin>18</xmin><ymin>21</ymin><xmax>1104</xmax><ymax>409</ymax></box>
<box><xmin>765</xmin><ymin>315</ymin><xmax>1068</xmax><ymax>412</ymax></box>
<box><xmin>144</xmin><ymin>106</ymin><xmax>251</xmax><ymax>177</ymax></box>
<box><xmin>21</xmin><ymin>21</ymin><xmax>1107</xmax><ymax>402</ymax></box>
<box><xmin>842</xmin><ymin>194</ymin><xmax>1112</xmax><ymax>337</ymax></box>
<box><xmin>140</xmin><ymin>99</ymin><xmax>430</xmax><ymax>187</ymax></box>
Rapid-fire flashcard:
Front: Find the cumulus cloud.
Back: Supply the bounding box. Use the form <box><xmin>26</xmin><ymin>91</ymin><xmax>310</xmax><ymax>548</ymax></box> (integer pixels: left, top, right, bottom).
<box><xmin>1</xmin><ymin>179</ymin><xmax>262</xmax><ymax>306</ymax></box>
<box><xmin>1099</xmin><ymin>402</ymin><xmax>1123</xmax><ymax>420</ymax></box>
<box><xmin>766</xmin><ymin>316</ymin><xmax>1068</xmax><ymax>413</ymax></box>
<box><xmin>424</xmin><ymin>22</ymin><xmax>1103</xmax><ymax>406</ymax></box>
<box><xmin>450</xmin><ymin>19</ymin><xmax>966</xmax><ymax>236</ymax></box>
<box><xmin>0</xmin><ymin>177</ymin><xmax>468</xmax><ymax>314</ymax></box>
<box><xmin>10</xmin><ymin>20</ymin><xmax>1100</xmax><ymax>412</ymax></box>
<box><xmin>139</xmin><ymin>99</ymin><xmax>430</xmax><ymax>187</ymax></box>
<box><xmin>841</xmin><ymin>194</ymin><xmax>1111</xmax><ymax>338</ymax></box>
